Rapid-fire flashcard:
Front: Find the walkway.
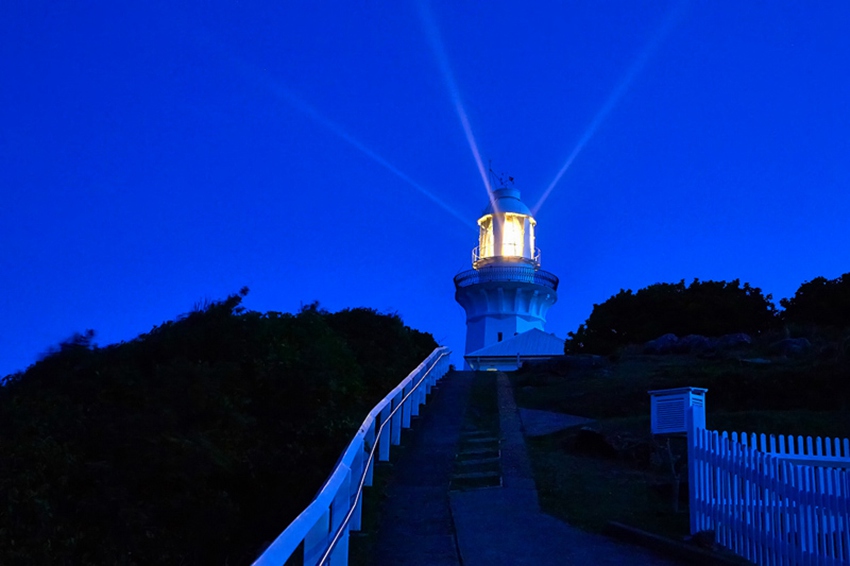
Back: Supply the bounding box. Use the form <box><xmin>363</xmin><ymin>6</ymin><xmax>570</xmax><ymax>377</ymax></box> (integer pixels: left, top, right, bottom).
<box><xmin>374</xmin><ymin>371</ymin><xmax>684</xmax><ymax>566</ymax></box>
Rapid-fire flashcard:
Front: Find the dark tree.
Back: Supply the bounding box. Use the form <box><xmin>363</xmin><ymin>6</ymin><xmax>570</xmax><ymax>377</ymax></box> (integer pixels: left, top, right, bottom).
<box><xmin>565</xmin><ymin>279</ymin><xmax>777</xmax><ymax>354</ymax></box>
<box><xmin>780</xmin><ymin>273</ymin><xmax>850</xmax><ymax>329</ymax></box>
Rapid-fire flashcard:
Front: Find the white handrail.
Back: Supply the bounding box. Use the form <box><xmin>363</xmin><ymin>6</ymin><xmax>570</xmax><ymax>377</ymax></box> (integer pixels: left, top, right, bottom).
<box><xmin>253</xmin><ymin>347</ymin><xmax>452</xmax><ymax>566</ymax></box>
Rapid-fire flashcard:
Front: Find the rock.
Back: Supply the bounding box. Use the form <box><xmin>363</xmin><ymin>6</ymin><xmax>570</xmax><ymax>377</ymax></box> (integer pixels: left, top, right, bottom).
<box><xmin>770</xmin><ymin>337</ymin><xmax>811</xmax><ymax>358</ymax></box>
<box><xmin>643</xmin><ymin>333</ymin><xmax>679</xmax><ymax>354</ymax></box>
<box><xmin>740</xmin><ymin>357</ymin><xmax>771</xmax><ymax>364</ymax></box>
<box><xmin>674</xmin><ymin>334</ymin><xmax>712</xmax><ymax>354</ymax></box>
<box><xmin>572</xmin><ymin>427</ymin><xmax>618</xmax><ymax>459</ymax></box>
<box><xmin>715</xmin><ymin>333</ymin><xmax>752</xmax><ymax>349</ymax></box>
<box><xmin>818</xmin><ymin>344</ymin><xmax>839</xmax><ymax>360</ymax></box>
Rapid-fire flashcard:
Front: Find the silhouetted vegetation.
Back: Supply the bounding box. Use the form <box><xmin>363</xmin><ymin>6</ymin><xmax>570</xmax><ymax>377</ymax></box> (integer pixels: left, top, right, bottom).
<box><xmin>565</xmin><ymin>279</ymin><xmax>777</xmax><ymax>354</ymax></box>
<box><xmin>0</xmin><ymin>289</ymin><xmax>437</xmax><ymax>565</ymax></box>
<box><xmin>780</xmin><ymin>272</ymin><xmax>850</xmax><ymax>329</ymax></box>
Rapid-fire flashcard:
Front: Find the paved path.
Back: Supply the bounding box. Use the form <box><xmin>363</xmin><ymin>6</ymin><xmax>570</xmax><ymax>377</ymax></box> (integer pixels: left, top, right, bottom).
<box><xmin>518</xmin><ymin>407</ymin><xmax>594</xmax><ymax>437</ymax></box>
<box><xmin>374</xmin><ymin>371</ymin><xmax>683</xmax><ymax>566</ymax></box>
<box><xmin>374</xmin><ymin>371</ymin><xmax>473</xmax><ymax>565</ymax></box>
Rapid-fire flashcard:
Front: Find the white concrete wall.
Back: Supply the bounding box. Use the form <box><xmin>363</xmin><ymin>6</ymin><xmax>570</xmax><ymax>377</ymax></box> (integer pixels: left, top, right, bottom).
<box><xmin>456</xmin><ymin>280</ymin><xmax>557</xmax><ymax>355</ymax></box>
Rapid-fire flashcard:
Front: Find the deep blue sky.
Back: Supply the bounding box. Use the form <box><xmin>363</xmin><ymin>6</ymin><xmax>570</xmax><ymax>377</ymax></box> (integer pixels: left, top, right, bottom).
<box><xmin>2</xmin><ymin>2</ymin><xmax>850</xmax><ymax>376</ymax></box>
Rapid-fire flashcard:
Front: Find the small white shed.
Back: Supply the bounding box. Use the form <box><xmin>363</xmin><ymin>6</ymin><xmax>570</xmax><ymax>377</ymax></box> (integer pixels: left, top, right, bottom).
<box><xmin>648</xmin><ymin>387</ymin><xmax>707</xmax><ymax>435</ymax></box>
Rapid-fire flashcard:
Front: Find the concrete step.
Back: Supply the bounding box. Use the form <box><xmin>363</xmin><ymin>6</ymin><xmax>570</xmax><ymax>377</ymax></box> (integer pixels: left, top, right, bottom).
<box><xmin>452</xmin><ymin>470</ymin><xmax>501</xmax><ymax>480</ymax></box>
<box><xmin>457</xmin><ymin>456</ymin><xmax>500</xmax><ymax>466</ymax></box>
<box><xmin>457</xmin><ymin>447</ymin><xmax>500</xmax><ymax>458</ymax></box>
<box><xmin>461</xmin><ymin>429</ymin><xmax>498</xmax><ymax>438</ymax></box>
<box><xmin>461</xmin><ymin>436</ymin><xmax>500</xmax><ymax>444</ymax></box>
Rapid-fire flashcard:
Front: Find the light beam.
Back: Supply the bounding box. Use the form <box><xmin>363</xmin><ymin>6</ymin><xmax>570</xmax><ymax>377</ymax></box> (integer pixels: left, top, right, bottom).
<box><xmin>417</xmin><ymin>0</ymin><xmax>495</xmax><ymax>210</ymax></box>
<box><xmin>532</xmin><ymin>3</ymin><xmax>687</xmax><ymax>215</ymax></box>
<box><xmin>267</xmin><ymin>83</ymin><xmax>474</xmax><ymax>229</ymax></box>
<box><xmin>220</xmin><ymin>50</ymin><xmax>475</xmax><ymax>230</ymax></box>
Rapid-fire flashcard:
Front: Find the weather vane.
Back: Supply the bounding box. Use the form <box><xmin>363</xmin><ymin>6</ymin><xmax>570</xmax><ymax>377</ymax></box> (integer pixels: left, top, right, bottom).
<box><xmin>488</xmin><ymin>160</ymin><xmax>515</xmax><ymax>189</ymax></box>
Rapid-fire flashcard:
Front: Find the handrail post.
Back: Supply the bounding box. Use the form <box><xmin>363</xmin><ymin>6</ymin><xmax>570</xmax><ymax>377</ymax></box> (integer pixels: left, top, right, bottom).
<box><xmin>348</xmin><ymin>438</ymin><xmax>364</xmax><ymax>532</ymax></box>
<box><xmin>303</xmin><ymin>508</ymin><xmax>331</xmax><ymax>565</ymax></box>
<box><xmin>378</xmin><ymin>404</ymin><xmax>391</xmax><ymax>461</ymax></box>
<box><xmin>402</xmin><ymin>381</ymin><xmax>412</xmax><ymax>428</ymax></box>
<box><xmin>391</xmin><ymin>391</ymin><xmax>402</xmax><ymax>445</ymax></box>
<box><xmin>364</xmin><ymin>420</ymin><xmax>376</xmax><ymax>486</ymax></box>
<box><xmin>328</xmin><ymin>466</ymin><xmax>351</xmax><ymax>565</ymax></box>
<box><xmin>411</xmin><ymin>370</ymin><xmax>423</xmax><ymax>417</ymax></box>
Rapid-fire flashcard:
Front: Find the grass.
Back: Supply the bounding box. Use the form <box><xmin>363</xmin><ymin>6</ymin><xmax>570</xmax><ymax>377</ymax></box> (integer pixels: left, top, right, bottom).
<box><xmin>513</xmin><ymin>353</ymin><xmax>850</xmax><ymax>542</ymax></box>
<box><xmin>527</xmin><ymin>430</ymin><xmax>689</xmax><ymax>538</ymax></box>
<box><xmin>461</xmin><ymin>371</ymin><xmax>499</xmax><ymax>433</ymax></box>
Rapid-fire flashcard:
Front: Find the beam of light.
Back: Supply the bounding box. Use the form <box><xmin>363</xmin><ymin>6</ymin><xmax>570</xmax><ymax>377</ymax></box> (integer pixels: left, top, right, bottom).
<box><xmin>532</xmin><ymin>3</ymin><xmax>687</xmax><ymax>216</ymax></box>
<box><xmin>266</xmin><ymin>83</ymin><xmax>475</xmax><ymax>229</ymax></box>
<box><xmin>191</xmin><ymin>31</ymin><xmax>476</xmax><ymax>229</ymax></box>
<box><xmin>416</xmin><ymin>0</ymin><xmax>495</xmax><ymax>212</ymax></box>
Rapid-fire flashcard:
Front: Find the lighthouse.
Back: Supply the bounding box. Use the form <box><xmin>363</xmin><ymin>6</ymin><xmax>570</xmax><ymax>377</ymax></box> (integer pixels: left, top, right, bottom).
<box><xmin>454</xmin><ymin>187</ymin><xmax>563</xmax><ymax>370</ymax></box>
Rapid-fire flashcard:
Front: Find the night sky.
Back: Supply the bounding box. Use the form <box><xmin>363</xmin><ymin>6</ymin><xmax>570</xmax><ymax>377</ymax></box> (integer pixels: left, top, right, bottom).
<box><xmin>3</xmin><ymin>2</ymin><xmax>850</xmax><ymax>377</ymax></box>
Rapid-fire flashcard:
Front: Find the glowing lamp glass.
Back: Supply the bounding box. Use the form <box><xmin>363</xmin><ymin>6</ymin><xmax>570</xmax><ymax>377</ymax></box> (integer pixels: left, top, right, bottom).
<box><xmin>478</xmin><ymin>215</ymin><xmax>495</xmax><ymax>258</ymax></box>
<box><xmin>502</xmin><ymin>213</ymin><xmax>525</xmax><ymax>257</ymax></box>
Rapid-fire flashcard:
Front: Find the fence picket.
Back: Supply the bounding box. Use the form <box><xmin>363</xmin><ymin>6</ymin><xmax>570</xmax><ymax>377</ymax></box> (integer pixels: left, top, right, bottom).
<box><xmin>690</xmin><ymin>426</ymin><xmax>850</xmax><ymax>566</ymax></box>
<box><xmin>833</xmin><ymin>469</ymin><xmax>850</xmax><ymax>563</ymax></box>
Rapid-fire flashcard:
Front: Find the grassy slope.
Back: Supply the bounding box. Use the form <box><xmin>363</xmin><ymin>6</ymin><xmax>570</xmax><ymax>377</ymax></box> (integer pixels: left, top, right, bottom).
<box><xmin>513</xmin><ymin>353</ymin><xmax>850</xmax><ymax>539</ymax></box>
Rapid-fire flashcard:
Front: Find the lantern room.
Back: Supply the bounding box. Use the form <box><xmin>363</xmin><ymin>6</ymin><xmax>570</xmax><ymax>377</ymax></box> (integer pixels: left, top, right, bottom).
<box><xmin>473</xmin><ymin>187</ymin><xmax>540</xmax><ymax>268</ymax></box>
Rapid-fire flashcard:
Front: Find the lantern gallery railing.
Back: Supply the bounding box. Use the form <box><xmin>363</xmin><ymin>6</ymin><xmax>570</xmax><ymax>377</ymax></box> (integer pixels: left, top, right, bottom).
<box><xmin>472</xmin><ymin>245</ymin><xmax>541</xmax><ymax>265</ymax></box>
<box><xmin>453</xmin><ymin>265</ymin><xmax>559</xmax><ymax>291</ymax></box>
<box><xmin>252</xmin><ymin>347</ymin><xmax>452</xmax><ymax>566</ymax></box>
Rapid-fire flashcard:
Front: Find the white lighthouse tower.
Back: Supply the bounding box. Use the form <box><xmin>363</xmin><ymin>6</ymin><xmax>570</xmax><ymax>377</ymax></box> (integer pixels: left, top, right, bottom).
<box><xmin>454</xmin><ymin>187</ymin><xmax>563</xmax><ymax>370</ymax></box>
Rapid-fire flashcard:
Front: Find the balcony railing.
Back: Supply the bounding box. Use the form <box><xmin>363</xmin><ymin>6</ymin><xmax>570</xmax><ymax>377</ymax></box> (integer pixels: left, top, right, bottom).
<box><xmin>454</xmin><ymin>265</ymin><xmax>559</xmax><ymax>291</ymax></box>
<box><xmin>472</xmin><ymin>246</ymin><xmax>541</xmax><ymax>266</ymax></box>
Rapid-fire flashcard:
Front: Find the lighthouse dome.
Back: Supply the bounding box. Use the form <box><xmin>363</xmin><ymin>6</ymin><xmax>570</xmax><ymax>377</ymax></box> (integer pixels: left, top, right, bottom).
<box><xmin>481</xmin><ymin>187</ymin><xmax>532</xmax><ymax>216</ymax></box>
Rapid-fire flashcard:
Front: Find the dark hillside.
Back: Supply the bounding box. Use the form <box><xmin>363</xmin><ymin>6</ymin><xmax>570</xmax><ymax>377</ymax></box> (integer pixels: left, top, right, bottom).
<box><xmin>0</xmin><ymin>290</ymin><xmax>437</xmax><ymax>565</ymax></box>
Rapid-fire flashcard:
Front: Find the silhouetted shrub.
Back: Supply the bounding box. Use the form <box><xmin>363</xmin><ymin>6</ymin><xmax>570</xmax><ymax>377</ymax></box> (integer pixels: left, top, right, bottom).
<box><xmin>0</xmin><ymin>291</ymin><xmax>437</xmax><ymax>565</ymax></box>
<box><xmin>780</xmin><ymin>273</ymin><xmax>850</xmax><ymax>329</ymax></box>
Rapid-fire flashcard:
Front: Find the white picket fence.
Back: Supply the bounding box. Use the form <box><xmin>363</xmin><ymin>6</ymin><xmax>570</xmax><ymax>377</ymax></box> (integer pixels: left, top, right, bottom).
<box><xmin>690</xmin><ymin>426</ymin><xmax>850</xmax><ymax>565</ymax></box>
<box><xmin>252</xmin><ymin>347</ymin><xmax>452</xmax><ymax>566</ymax></box>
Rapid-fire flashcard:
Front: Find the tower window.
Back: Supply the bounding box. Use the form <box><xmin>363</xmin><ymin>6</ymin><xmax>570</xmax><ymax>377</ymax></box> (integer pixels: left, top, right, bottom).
<box><xmin>498</xmin><ymin>332</ymin><xmax>503</xmax><ymax>342</ymax></box>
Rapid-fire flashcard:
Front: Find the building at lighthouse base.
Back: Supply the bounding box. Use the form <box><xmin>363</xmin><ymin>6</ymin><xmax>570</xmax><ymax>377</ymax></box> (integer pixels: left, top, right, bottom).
<box><xmin>464</xmin><ymin>328</ymin><xmax>565</xmax><ymax>371</ymax></box>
